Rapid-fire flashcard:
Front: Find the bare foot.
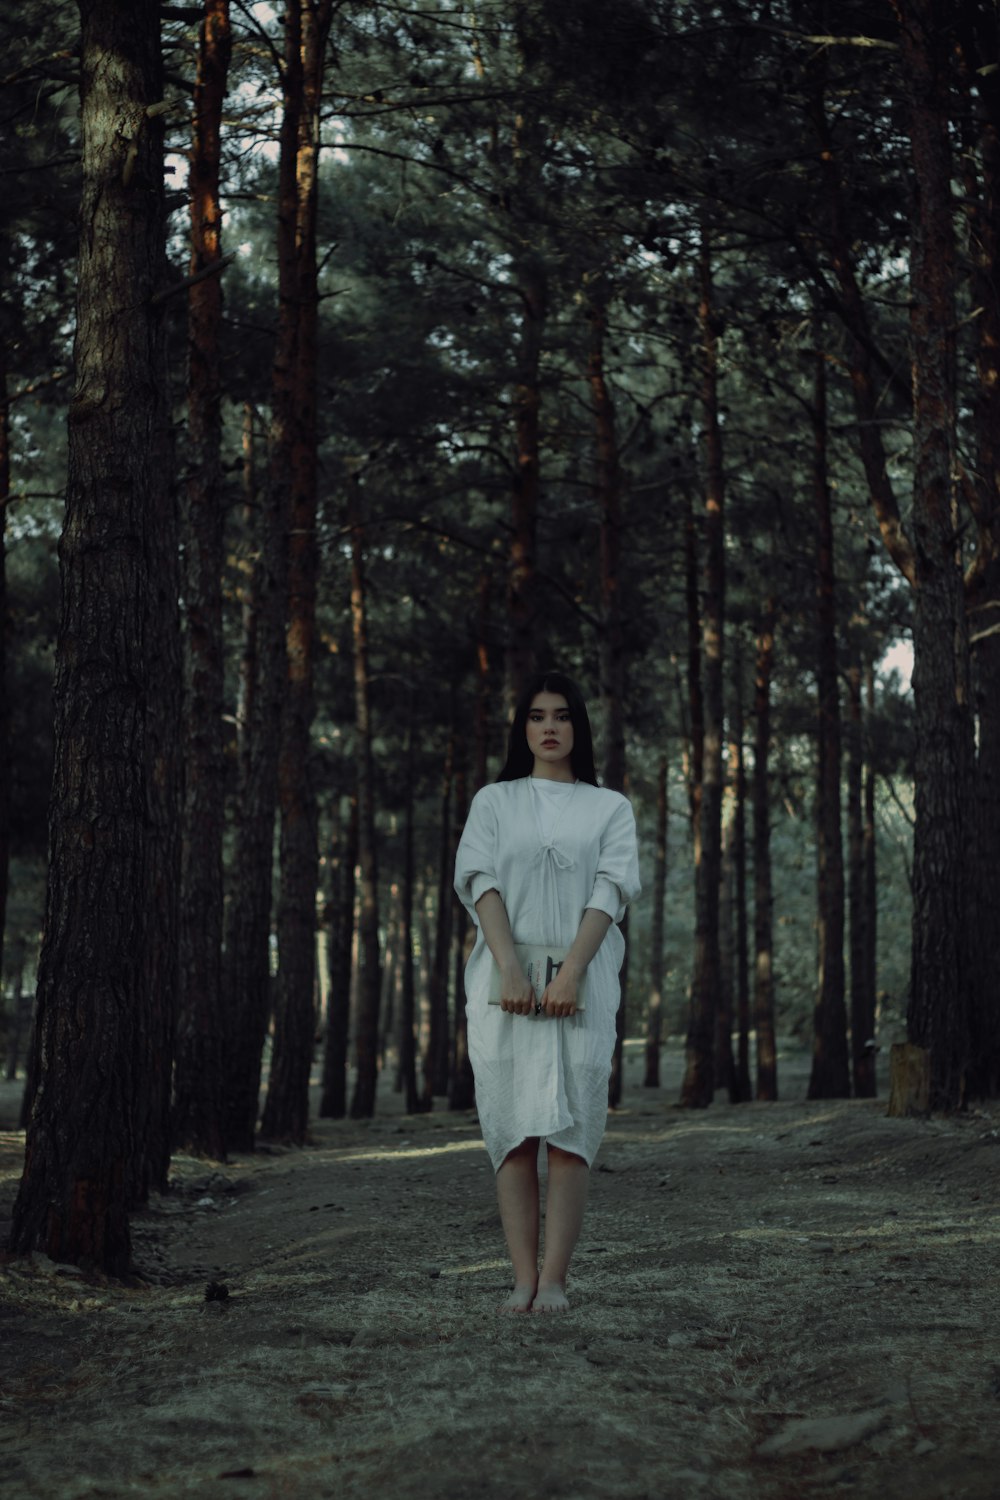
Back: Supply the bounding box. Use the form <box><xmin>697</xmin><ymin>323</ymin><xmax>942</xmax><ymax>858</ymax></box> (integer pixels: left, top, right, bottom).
<box><xmin>500</xmin><ymin>1282</ymin><xmax>537</xmax><ymax>1313</ymax></box>
<box><xmin>531</xmin><ymin>1282</ymin><xmax>569</xmax><ymax>1313</ymax></box>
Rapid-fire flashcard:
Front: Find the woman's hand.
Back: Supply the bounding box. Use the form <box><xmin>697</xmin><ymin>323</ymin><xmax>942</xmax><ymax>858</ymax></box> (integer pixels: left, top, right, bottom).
<box><xmin>540</xmin><ymin>964</ymin><xmax>580</xmax><ymax>1019</ymax></box>
<box><xmin>499</xmin><ymin>963</ymin><xmax>535</xmax><ymax>1015</ymax></box>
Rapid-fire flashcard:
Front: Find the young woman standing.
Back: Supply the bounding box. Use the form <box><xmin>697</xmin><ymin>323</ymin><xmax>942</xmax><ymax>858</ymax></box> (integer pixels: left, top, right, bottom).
<box><xmin>454</xmin><ymin>671</ymin><xmax>640</xmax><ymax>1312</ymax></box>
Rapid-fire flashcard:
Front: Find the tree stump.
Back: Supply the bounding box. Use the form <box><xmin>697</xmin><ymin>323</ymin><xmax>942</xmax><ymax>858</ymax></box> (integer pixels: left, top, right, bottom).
<box><xmin>887</xmin><ymin>1043</ymin><xmax>931</xmax><ymax>1117</ymax></box>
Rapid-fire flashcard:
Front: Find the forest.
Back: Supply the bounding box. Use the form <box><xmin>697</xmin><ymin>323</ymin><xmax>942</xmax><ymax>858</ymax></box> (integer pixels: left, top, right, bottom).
<box><xmin>1</xmin><ymin>0</ymin><xmax>998</xmax><ymax>1284</ymax></box>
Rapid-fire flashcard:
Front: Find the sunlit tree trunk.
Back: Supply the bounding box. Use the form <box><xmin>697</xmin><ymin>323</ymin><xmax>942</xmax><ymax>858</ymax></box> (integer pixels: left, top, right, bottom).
<box><xmin>753</xmin><ymin>596</ymin><xmax>778</xmax><ymax>1101</ymax></box>
<box><xmin>10</xmin><ymin>0</ymin><xmax>172</xmax><ymax>1272</ymax></box>
<box><xmin>174</xmin><ymin>0</ymin><xmax>232</xmax><ymax>1161</ymax></box>
<box><xmin>643</xmin><ymin>753</ymin><xmax>668</xmax><ymax>1088</ymax></box>
<box><xmin>261</xmin><ymin>0</ymin><xmax>335</xmax><ymax>1145</ymax></box>
<box><xmin>682</xmin><ymin>232</ymin><xmax>725</xmax><ymax>1109</ymax></box>
<box><xmin>808</xmin><ymin>345</ymin><xmax>850</xmax><ymax>1099</ymax></box>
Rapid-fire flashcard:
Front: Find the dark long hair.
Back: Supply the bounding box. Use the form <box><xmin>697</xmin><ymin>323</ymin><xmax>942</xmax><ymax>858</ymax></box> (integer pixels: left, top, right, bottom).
<box><xmin>497</xmin><ymin>670</ymin><xmax>599</xmax><ymax>786</ymax></box>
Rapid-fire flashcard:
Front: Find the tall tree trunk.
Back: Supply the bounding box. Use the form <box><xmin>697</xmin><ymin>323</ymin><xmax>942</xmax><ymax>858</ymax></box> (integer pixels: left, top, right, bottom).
<box><xmin>236</xmin><ymin>402</ymin><xmax>260</xmax><ymax>785</ymax></box>
<box><xmin>683</xmin><ymin>484</ymin><xmax>704</xmax><ymax>853</ymax></box>
<box><xmin>681</xmin><ymin>232</ymin><xmax>725</xmax><ymax>1109</ymax></box>
<box><xmin>222</xmin><ymin>0</ymin><xmax>325</xmax><ymax>1151</ymax></box>
<box><xmin>9</xmin><ymin>0</ymin><xmax>171</xmax><ymax>1272</ymax></box>
<box><xmin>715</xmin><ymin>781</ymin><xmax>735</xmax><ymax>1100</ymax></box>
<box><xmin>847</xmin><ymin>650</ymin><xmax>877</xmax><ymax>1097</ymax></box>
<box><xmin>589</xmin><ymin>278</ymin><xmax>627</xmax><ymax>792</ymax></box>
<box><xmin>895</xmin><ymin>0</ymin><xmax>976</xmax><ymax>1111</ymax></box>
<box><xmin>0</xmin><ymin>353</ymin><xmax>10</xmax><ymax>991</ymax></box>
<box><xmin>449</xmin><ymin>754</ymin><xmax>476</xmax><ymax>1110</ymax></box>
<box><xmin>808</xmin><ymin>345</ymin><xmax>850</xmax><ymax>1099</ymax></box>
<box><xmin>474</xmin><ymin>567</ymin><xmax>494</xmax><ymax>790</ymax></box>
<box><xmin>809</xmin><ymin>61</ymin><xmax>917</xmax><ymax>588</ymax></box>
<box><xmin>730</xmin><ymin>660</ymin><xmax>752</xmax><ymax>1103</ymax></box>
<box><xmin>863</xmin><ymin>662</ymin><xmax>878</xmax><ymax>1068</ymax></box>
<box><xmin>174</xmin><ymin>0</ymin><xmax>232</xmax><ymax>1161</ymax></box>
<box><xmin>261</xmin><ymin>0</ymin><xmax>334</xmax><ymax>1145</ymax></box>
<box><xmin>319</xmin><ymin>797</ymin><xmax>356</xmax><ymax>1119</ymax></box>
<box><xmin>753</xmin><ymin>596</ymin><xmax>778</xmax><ymax>1102</ymax></box>
<box><xmin>588</xmin><ymin>275</ymin><xmax>629</xmax><ymax>1105</ymax></box>
<box><xmin>423</xmin><ymin>729</ymin><xmax>454</xmax><ymax>1105</ymax></box>
<box><xmin>503</xmin><ymin>18</ymin><xmax>548</xmax><ymax>706</ymax></box>
<box><xmin>349</xmin><ymin>482</ymin><xmax>382</xmax><ymax>1118</ymax></box>
<box><xmin>506</xmin><ymin>258</ymin><xmax>545</xmax><ymax>705</ymax></box>
<box><xmin>643</xmin><ymin>753</ymin><xmax>668</xmax><ymax>1088</ymax></box>
<box><xmin>958</xmin><ymin>9</ymin><xmax>1000</xmax><ymax>1099</ymax></box>
<box><xmin>399</xmin><ymin>715</ymin><xmax>421</xmax><ymax>1113</ymax></box>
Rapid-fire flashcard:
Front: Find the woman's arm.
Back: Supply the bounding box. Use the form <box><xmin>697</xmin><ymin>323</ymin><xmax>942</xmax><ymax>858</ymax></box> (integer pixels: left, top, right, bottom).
<box><xmin>540</xmin><ymin>907</ymin><xmax>613</xmax><ymax>1018</ymax></box>
<box><xmin>474</xmin><ymin>889</ymin><xmax>535</xmax><ymax>1015</ymax></box>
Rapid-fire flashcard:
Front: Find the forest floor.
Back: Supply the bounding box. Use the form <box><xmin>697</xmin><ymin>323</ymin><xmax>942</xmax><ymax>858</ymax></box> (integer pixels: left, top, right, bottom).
<box><xmin>1</xmin><ymin>1039</ymin><xmax>999</xmax><ymax>1500</ymax></box>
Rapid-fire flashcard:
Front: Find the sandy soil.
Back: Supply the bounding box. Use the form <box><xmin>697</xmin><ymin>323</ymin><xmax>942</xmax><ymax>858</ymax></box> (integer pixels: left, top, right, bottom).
<box><xmin>1</xmin><ymin>1040</ymin><xmax>999</xmax><ymax>1500</ymax></box>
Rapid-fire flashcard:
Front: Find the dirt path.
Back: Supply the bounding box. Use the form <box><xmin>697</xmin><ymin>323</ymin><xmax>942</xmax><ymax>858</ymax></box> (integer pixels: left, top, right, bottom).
<box><xmin>2</xmin><ymin>1041</ymin><xmax>999</xmax><ymax>1500</ymax></box>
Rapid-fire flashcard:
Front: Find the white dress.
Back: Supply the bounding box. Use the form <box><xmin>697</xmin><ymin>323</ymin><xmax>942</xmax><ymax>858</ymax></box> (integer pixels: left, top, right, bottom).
<box><xmin>454</xmin><ymin>777</ymin><xmax>641</xmax><ymax>1171</ymax></box>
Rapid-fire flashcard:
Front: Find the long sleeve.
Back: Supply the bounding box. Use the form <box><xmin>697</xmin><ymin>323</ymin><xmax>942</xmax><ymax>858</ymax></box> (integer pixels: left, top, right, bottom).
<box><xmin>586</xmin><ymin>795</ymin><xmax>640</xmax><ymax>924</ymax></box>
<box><xmin>454</xmin><ymin>787</ymin><xmax>500</xmax><ymax>921</ymax></box>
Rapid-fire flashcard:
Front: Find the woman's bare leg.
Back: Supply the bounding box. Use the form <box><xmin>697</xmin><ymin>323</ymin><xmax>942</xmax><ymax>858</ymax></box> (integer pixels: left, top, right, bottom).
<box><xmin>496</xmin><ymin>1137</ymin><xmax>540</xmax><ymax>1311</ymax></box>
<box><xmin>534</xmin><ymin>1144</ymin><xmax>589</xmax><ymax>1312</ymax></box>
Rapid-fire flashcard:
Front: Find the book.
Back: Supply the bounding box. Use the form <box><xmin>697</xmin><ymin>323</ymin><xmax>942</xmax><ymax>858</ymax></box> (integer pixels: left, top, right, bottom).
<box><xmin>488</xmin><ymin>943</ymin><xmax>587</xmax><ymax>1013</ymax></box>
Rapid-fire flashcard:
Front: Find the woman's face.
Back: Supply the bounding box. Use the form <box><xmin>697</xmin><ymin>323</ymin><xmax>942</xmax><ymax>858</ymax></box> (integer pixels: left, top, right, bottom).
<box><xmin>525</xmin><ymin>691</ymin><xmax>575</xmax><ymax>775</ymax></box>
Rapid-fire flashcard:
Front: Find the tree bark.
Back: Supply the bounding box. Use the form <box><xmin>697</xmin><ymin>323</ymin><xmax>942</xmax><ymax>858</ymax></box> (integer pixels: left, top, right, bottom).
<box><xmin>319</xmin><ymin>797</ymin><xmax>357</xmax><ymax>1119</ymax></box>
<box><xmin>808</xmin><ymin>345</ymin><xmax>850</xmax><ymax>1100</ymax></box>
<box><xmin>863</xmin><ymin>662</ymin><xmax>878</xmax><ymax>1074</ymax></box>
<box><xmin>0</xmin><ymin>352</ymin><xmax>10</xmax><ymax>992</ymax></box>
<box><xmin>449</xmin><ymin>754</ymin><xmax>476</xmax><ymax>1110</ymax></box>
<box><xmin>261</xmin><ymin>0</ymin><xmax>334</xmax><ymax>1145</ymax></box>
<box><xmin>174</xmin><ymin>0</ymin><xmax>232</xmax><ymax>1162</ymax></box>
<box><xmin>643</xmin><ymin>753</ymin><xmax>668</xmax><ymax>1088</ymax></box>
<box><xmin>506</xmin><ymin>257</ymin><xmax>545</xmax><ymax>706</ymax></box>
<box><xmin>809</xmin><ymin>60</ymin><xmax>917</xmax><ymax>587</ymax></box>
<box><xmin>588</xmin><ymin>275</ymin><xmax>629</xmax><ymax>1106</ymax></box>
<box><xmin>681</xmin><ymin>232</ymin><xmax>725</xmax><ymax>1109</ymax></box>
<box><xmin>753</xmin><ymin>596</ymin><xmax>778</xmax><ymax>1102</ymax></box>
<box><xmin>716</xmin><ymin>779</ymin><xmax>736</xmax><ymax>1101</ymax></box>
<box><xmin>396</xmin><ymin>709</ymin><xmax>421</xmax><ymax>1114</ymax></box>
<box><xmin>683</xmin><ymin>484</ymin><xmax>704</xmax><ymax>856</ymax></box>
<box><xmin>730</xmin><ymin>660</ymin><xmax>752</xmax><ymax>1103</ymax></box>
<box><xmin>957</xmin><ymin>9</ymin><xmax>1000</xmax><ymax>1099</ymax></box>
<box><xmin>349</xmin><ymin>483</ymin><xmax>382</xmax><ymax>1118</ymax></box>
<box><xmin>894</xmin><ymin>0</ymin><xmax>976</xmax><ymax>1111</ymax></box>
<box><xmin>9</xmin><ymin>0</ymin><xmax>172</xmax><ymax>1273</ymax></box>
<box><xmin>847</xmin><ymin>651</ymin><xmax>877</xmax><ymax>1097</ymax></box>
<box><xmin>423</xmin><ymin>729</ymin><xmax>454</xmax><ymax>1105</ymax></box>
<box><xmin>589</xmin><ymin>278</ymin><xmax>627</xmax><ymax>793</ymax></box>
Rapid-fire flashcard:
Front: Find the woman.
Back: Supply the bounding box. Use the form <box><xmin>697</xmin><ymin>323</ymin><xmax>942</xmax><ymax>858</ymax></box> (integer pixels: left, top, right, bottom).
<box><xmin>454</xmin><ymin>670</ymin><xmax>640</xmax><ymax>1313</ymax></box>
